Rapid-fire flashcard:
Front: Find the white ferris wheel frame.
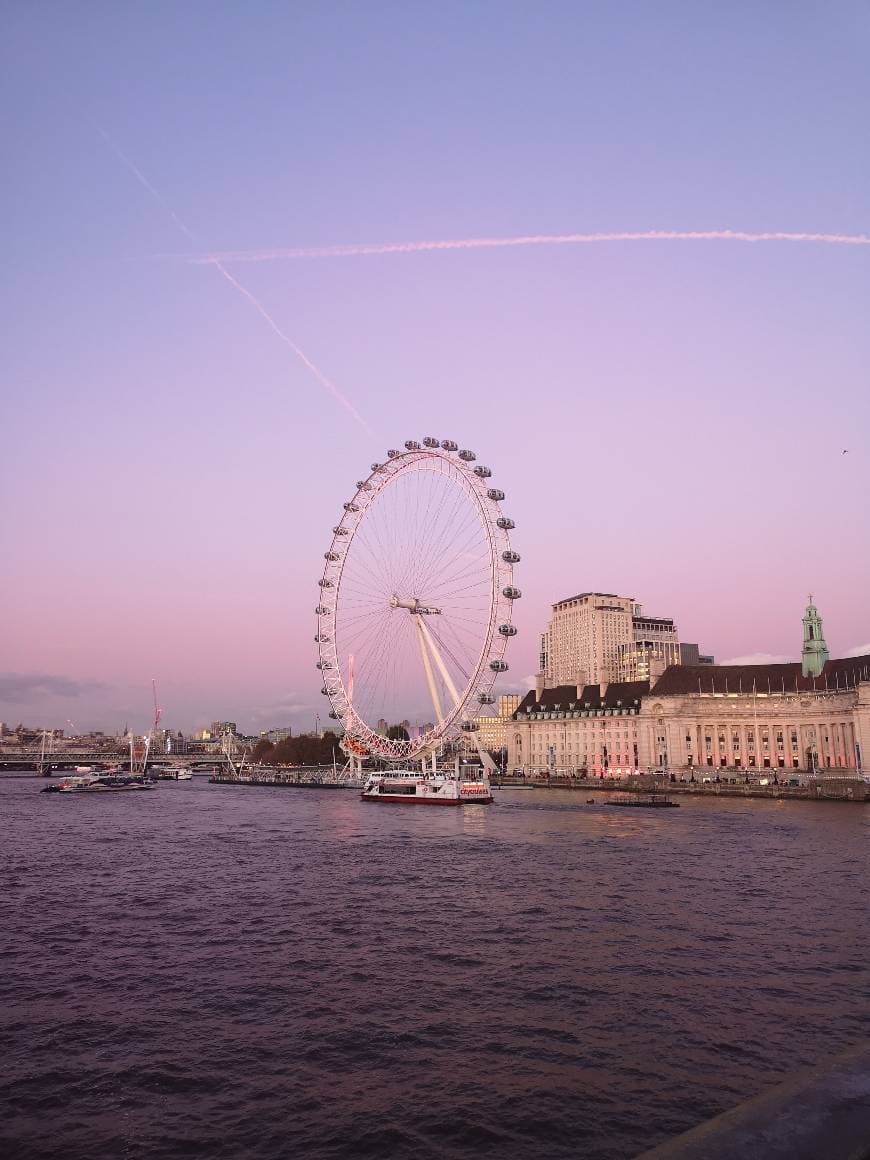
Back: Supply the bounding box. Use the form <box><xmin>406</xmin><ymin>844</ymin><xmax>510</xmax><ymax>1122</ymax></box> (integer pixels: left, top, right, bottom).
<box><xmin>315</xmin><ymin>440</ymin><xmax>519</xmax><ymax>762</ymax></box>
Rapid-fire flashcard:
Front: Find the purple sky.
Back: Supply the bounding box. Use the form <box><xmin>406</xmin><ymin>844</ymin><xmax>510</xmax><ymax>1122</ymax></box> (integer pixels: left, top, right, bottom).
<box><xmin>2</xmin><ymin>4</ymin><xmax>868</xmax><ymax>734</ymax></box>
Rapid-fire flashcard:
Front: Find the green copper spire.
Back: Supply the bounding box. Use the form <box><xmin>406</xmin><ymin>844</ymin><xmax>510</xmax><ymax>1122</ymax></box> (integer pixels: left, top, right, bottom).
<box><xmin>801</xmin><ymin>594</ymin><xmax>829</xmax><ymax>678</ymax></box>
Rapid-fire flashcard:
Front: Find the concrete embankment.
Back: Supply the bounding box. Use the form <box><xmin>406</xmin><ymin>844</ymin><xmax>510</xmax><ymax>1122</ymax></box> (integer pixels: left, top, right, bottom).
<box><xmin>493</xmin><ymin>776</ymin><xmax>868</xmax><ymax>803</ymax></box>
<box><xmin>636</xmin><ymin>1040</ymin><xmax>870</xmax><ymax>1160</ymax></box>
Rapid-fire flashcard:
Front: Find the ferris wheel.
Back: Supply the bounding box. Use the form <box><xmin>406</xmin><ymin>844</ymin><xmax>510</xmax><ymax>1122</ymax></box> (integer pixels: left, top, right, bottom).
<box><xmin>315</xmin><ymin>438</ymin><xmax>520</xmax><ymax>763</ymax></box>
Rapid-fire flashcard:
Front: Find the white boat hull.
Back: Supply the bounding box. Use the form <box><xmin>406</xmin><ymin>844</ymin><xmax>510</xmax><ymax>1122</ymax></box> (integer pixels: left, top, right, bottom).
<box><xmin>361</xmin><ymin>770</ymin><xmax>492</xmax><ymax>805</ymax></box>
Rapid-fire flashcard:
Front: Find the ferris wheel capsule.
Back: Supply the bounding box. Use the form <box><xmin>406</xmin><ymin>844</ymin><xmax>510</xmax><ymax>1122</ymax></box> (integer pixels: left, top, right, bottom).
<box><xmin>423</xmin><ymin>437</ymin><xmax>439</xmax><ymax>448</ymax></box>
<box><xmin>498</xmin><ymin>624</ymin><xmax>518</xmax><ymax>637</ymax></box>
<box><xmin>502</xmin><ymin>586</ymin><xmax>521</xmax><ymax>599</ymax></box>
<box><xmin>474</xmin><ymin>465</ymin><xmax>491</xmax><ymax>478</ymax></box>
<box><xmin>387</xmin><ymin>449</ymin><xmax>401</xmax><ymax>459</ymax></box>
<box><xmin>404</xmin><ymin>440</ymin><xmax>421</xmax><ymax>450</ymax></box>
<box><xmin>490</xmin><ymin>660</ymin><xmax>509</xmax><ymax>672</ymax></box>
<box><xmin>497</xmin><ymin>517</ymin><xmax>514</xmax><ymax>530</ymax></box>
<box><xmin>460</xmin><ymin>720</ymin><xmax>480</xmax><ymax>732</ymax></box>
<box><xmin>502</xmin><ymin>550</ymin><xmax>520</xmax><ymax>563</ymax></box>
<box><xmin>441</xmin><ymin>440</ymin><xmax>458</xmax><ymax>452</ymax></box>
<box><xmin>458</xmin><ymin>449</ymin><xmax>476</xmax><ymax>461</ymax></box>
<box><xmin>487</xmin><ymin>488</ymin><xmax>505</xmax><ymax>501</ymax></box>
<box><xmin>477</xmin><ymin>692</ymin><xmax>496</xmax><ymax>704</ymax></box>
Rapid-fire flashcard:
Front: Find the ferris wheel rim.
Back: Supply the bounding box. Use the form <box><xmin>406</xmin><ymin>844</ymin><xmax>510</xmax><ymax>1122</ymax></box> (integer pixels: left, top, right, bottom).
<box><xmin>315</xmin><ymin>441</ymin><xmax>518</xmax><ymax>762</ymax></box>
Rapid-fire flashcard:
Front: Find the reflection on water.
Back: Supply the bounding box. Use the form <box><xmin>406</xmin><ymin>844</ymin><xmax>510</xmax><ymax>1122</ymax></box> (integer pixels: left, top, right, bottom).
<box><xmin>1</xmin><ymin>780</ymin><xmax>867</xmax><ymax>1160</ymax></box>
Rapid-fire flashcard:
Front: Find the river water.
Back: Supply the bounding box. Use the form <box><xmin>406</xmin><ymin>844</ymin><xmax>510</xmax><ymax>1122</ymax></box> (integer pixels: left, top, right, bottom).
<box><xmin>1</xmin><ymin>778</ymin><xmax>867</xmax><ymax>1159</ymax></box>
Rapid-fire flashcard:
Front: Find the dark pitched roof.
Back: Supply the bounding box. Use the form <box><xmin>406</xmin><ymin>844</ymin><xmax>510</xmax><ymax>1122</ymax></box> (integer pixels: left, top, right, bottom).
<box><xmin>650</xmin><ymin>654</ymin><xmax>870</xmax><ymax>697</ymax></box>
<box><xmin>514</xmin><ymin>681</ymin><xmax>650</xmax><ymax>717</ymax></box>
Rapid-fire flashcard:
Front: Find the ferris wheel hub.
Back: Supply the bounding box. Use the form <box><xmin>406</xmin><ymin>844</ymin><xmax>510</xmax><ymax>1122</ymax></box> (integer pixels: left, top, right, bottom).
<box><xmin>390</xmin><ymin>594</ymin><xmax>442</xmax><ymax>615</ymax></box>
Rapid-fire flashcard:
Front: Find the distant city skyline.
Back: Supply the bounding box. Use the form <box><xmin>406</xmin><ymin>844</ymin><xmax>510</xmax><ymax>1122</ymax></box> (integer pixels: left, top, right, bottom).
<box><xmin>3</xmin><ymin>5</ymin><xmax>868</xmax><ymax>734</ymax></box>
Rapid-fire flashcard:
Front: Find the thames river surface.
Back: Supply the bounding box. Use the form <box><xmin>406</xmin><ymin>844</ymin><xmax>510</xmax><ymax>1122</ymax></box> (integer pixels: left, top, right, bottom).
<box><xmin>1</xmin><ymin>778</ymin><xmax>868</xmax><ymax>1160</ymax></box>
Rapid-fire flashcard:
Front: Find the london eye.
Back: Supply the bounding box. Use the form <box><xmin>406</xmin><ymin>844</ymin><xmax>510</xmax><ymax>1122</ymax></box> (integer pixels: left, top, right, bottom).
<box><xmin>315</xmin><ymin>439</ymin><xmax>520</xmax><ymax>763</ymax></box>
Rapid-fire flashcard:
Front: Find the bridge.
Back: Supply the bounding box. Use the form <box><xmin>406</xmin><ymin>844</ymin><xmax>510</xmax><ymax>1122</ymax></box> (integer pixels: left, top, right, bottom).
<box><xmin>0</xmin><ymin>749</ymin><xmax>232</xmax><ymax>772</ymax></box>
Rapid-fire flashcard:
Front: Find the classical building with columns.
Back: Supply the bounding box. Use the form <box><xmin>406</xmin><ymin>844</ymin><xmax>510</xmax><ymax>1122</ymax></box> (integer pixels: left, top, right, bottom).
<box><xmin>510</xmin><ymin>601</ymin><xmax>869</xmax><ymax>778</ymax></box>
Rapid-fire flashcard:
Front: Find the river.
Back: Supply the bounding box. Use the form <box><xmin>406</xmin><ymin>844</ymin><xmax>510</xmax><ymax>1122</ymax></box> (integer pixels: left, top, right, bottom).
<box><xmin>1</xmin><ymin>778</ymin><xmax>867</xmax><ymax>1159</ymax></box>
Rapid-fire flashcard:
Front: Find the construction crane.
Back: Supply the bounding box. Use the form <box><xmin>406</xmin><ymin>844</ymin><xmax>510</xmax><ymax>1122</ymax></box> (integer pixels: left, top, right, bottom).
<box><xmin>151</xmin><ymin>679</ymin><xmax>162</xmax><ymax>738</ymax></box>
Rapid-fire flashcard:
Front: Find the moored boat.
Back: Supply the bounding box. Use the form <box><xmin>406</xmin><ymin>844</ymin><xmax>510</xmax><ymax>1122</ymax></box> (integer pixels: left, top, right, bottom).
<box><xmin>607</xmin><ymin>793</ymin><xmax>679</xmax><ymax>809</ymax></box>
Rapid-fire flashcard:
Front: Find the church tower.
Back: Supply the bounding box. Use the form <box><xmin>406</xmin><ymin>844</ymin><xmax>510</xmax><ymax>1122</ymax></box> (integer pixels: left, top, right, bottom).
<box><xmin>801</xmin><ymin>595</ymin><xmax>829</xmax><ymax>678</ymax></box>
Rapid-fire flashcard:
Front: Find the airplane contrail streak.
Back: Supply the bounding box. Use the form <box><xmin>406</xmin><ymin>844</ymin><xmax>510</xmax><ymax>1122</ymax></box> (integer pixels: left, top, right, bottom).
<box><xmin>210</xmin><ymin>262</ymin><xmax>371</xmax><ymax>430</ymax></box>
<box><xmin>98</xmin><ymin>128</ymin><xmax>370</xmax><ymax>432</ymax></box>
<box><xmin>185</xmin><ymin>228</ymin><xmax>870</xmax><ymax>265</ymax></box>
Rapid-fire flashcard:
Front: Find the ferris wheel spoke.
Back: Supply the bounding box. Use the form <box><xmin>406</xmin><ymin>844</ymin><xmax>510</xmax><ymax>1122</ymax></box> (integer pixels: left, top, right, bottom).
<box><xmin>411</xmin><ymin>474</ymin><xmax>472</xmax><ymax>596</ymax></box>
<box><xmin>401</xmin><ymin>470</ymin><xmax>457</xmax><ymax>595</ymax></box>
<box><xmin>423</xmin><ymin>525</ymin><xmax>489</xmax><ymax>595</ymax></box>
<box><xmin>341</xmin><ymin>609</ymin><xmax>394</xmax><ymax>657</ymax></box>
<box><xmin>440</xmin><ymin>614</ymin><xmax>486</xmax><ymax>668</ymax></box>
<box><xmin>349</xmin><ymin>523</ymin><xmax>396</xmax><ymax>592</ymax></box>
<box><xmin>427</xmin><ymin>560</ymin><xmax>490</xmax><ymax>598</ymax></box>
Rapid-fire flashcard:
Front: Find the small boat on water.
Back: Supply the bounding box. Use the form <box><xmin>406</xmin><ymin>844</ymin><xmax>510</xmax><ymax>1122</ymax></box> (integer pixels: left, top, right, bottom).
<box><xmin>607</xmin><ymin>793</ymin><xmax>679</xmax><ymax>809</ymax></box>
<box><xmin>42</xmin><ymin>773</ymin><xmax>155</xmax><ymax>794</ymax></box>
<box><xmin>152</xmin><ymin>765</ymin><xmax>193</xmax><ymax>780</ymax></box>
<box><xmin>361</xmin><ymin>769</ymin><xmax>493</xmax><ymax>805</ymax></box>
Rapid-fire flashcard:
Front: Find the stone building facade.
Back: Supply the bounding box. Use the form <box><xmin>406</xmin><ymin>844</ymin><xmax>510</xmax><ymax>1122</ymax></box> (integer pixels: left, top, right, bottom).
<box><xmin>509</xmin><ymin>653</ymin><xmax>870</xmax><ymax>778</ymax></box>
<box><xmin>476</xmin><ymin>694</ymin><xmax>522</xmax><ymax>753</ymax></box>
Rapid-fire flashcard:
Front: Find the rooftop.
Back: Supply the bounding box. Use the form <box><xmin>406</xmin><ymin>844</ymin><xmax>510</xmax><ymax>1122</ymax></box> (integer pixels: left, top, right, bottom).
<box><xmin>514</xmin><ymin>681</ymin><xmax>651</xmax><ymax>717</ymax></box>
<box><xmin>650</xmin><ymin>653</ymin><xmax>870</xmax><ymax>696</ymax></box>
<box><xmin>553</xmin><ymin>592</ymin><xmax>633</xmax><ymax>608</ymax></box>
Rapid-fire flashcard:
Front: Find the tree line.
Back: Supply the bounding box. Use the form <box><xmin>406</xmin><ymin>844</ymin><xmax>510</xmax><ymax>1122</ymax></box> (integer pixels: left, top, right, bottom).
<box><xmin>250</xmin><ymin>732</ymin><xmax>341</xmax><ymax>766</ymax></box>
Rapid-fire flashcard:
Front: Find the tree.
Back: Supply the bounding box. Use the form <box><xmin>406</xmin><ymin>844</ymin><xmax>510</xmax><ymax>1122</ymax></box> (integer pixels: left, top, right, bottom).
<box><xmin>387</xmin><ymin>724</ymin><xmax>409</xmax><ymax>741</ymax></box>
<box><xmin>251</xmin><ymin>739</ymin><xmax>275</xmax><ymax>764</ymax></box>
<box><xmin>269</xmin><ymin>732</ymin><xmax>340</xmax><ymax>766</ymax></box>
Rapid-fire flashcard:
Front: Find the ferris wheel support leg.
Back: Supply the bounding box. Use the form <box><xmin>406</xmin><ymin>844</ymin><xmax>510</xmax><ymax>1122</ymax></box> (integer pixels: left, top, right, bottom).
<box><xmin>474</xmin><ymin>735</ymin><xmax>498</xmax><ymax>775</ymax></box>
<box><xmin>418</xmin><ymin>616</ymin><xmax>463</xmax><ymax>709</ymax></box>
<box><xmin>413</xmin><ymin>615</ymin><xmax>444</xmax><ymax>725</ymax></box>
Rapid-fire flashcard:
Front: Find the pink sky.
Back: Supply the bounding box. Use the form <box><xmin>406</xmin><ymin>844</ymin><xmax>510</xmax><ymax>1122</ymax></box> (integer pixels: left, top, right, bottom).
<box><xmin>2</xmin><ymin>4</ymin><xmax>868</xmax><ymax>733</ymax></box>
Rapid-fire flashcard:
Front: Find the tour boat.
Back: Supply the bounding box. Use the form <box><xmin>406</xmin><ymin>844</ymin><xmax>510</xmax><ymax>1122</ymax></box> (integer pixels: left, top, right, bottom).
<box><xmin>42</xmin><ymin>773</ymin><xmax>154</xmax><ymax>793</ymax></box>
<box><xmin>42</xmin><ymin>774</ymin><xmax>99</xmax><ymax>793</ymax></box>
<box><xmin>361</xmin><ymin>769</ymin><xmax>493</xmax><ymax>805</ymax></box>
<box><xmin>153</xmin><ymin>765</ymin><xmax>193</xmax><ymax>780</ymax></box>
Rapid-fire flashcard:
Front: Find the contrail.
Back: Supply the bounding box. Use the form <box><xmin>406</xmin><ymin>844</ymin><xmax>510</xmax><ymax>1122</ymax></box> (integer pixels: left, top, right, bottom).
<box><xmin>185</xmin><ymin>228</ymin><xmax>870</xmax><ymax>265</ymax></box>
<box><xmin>98</xmin><ymin>128</ymin><xmax>370</xmax><ymax>433</ymax></box>
<box><xmin>210</xmin><ymin>262</ymin><xmax>370</xmax><ymax>429</ymax></box>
